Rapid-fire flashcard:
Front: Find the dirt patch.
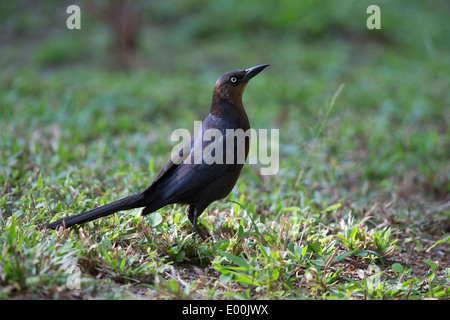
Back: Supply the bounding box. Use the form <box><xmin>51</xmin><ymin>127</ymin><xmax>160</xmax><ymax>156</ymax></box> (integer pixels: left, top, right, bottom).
<box><xmin>164</xmin><ymin>240</ymin><xmax>449</xmax><ymax>299</ymax></box>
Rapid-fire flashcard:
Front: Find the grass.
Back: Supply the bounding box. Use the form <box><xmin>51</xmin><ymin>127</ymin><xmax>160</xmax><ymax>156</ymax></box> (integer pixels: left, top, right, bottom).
<box><xmin>0</xmin><ymin>0</ymin><xmax>449</xmax><ymax>300</ymax></box>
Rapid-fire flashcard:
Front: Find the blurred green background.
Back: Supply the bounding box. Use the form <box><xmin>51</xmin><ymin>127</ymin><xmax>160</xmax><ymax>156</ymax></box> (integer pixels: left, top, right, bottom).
<box><xmin>1</xmin><ymin>0</ymin><xmax>449</xmax><ymax>217</ymax></box>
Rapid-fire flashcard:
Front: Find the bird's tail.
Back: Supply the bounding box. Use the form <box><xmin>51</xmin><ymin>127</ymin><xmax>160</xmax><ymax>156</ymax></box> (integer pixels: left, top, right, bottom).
<box><xmin>47</xmin><ymin>193</ymin><xmax>146</xmax><ymax>229</ymax></box>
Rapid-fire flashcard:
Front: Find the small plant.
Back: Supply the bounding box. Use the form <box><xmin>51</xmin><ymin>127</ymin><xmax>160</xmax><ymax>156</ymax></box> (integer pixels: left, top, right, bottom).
<box><xmin>213</xmin><ymin>246</ymin><xmax>284</xmax><ymax>297</ymax></box>
<box><xmin>336</xmin><ymin>213</ymin><xmax>398</xmax><ymax>263</ymax></box>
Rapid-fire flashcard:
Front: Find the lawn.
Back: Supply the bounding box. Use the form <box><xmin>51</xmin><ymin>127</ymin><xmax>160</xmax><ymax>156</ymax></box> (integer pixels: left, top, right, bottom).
<box><xmin>0</xmin><ymin>0</ymin><xmax>449</xmax><ymax>300</ymax></box>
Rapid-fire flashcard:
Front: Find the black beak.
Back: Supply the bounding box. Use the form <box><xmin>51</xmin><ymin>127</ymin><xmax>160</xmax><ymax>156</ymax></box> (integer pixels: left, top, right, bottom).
<box><xmin>242</xmin><ymin>64</ymin><xmax>270</xmax><ymax>82</ymax></box>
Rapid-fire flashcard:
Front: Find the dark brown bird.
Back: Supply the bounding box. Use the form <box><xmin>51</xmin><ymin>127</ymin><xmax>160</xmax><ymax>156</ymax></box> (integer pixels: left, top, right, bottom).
<box><xmin>48</xmin><ymin>64</ymin><xmax>269</xmax><ymax>239</ymax></box>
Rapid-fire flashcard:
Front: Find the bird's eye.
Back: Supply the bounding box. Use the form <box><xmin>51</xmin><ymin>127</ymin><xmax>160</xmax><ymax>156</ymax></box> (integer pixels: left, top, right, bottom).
<box><xmin>230</xmin><ymin>77</ymin><xmax>237</xmax><ymax>83</ymax></box>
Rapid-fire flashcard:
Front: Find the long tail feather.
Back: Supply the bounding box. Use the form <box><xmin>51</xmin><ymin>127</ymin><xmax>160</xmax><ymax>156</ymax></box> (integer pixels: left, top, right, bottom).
<box><xmin>47</xmin><ymin>193</ymin><xmax>145</xmax><ymax>229</ymax></box>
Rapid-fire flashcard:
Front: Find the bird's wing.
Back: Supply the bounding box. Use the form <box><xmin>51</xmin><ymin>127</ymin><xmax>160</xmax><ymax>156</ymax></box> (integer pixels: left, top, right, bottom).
<box><xmin>142</xmin><ymin>127</ymin><xmax>244</xmax><ymax>201</ymax></box>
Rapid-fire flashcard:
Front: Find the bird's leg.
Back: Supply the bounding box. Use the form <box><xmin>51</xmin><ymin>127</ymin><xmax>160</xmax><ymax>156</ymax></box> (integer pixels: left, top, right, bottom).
<box><xmin>192</xmin><ymin>214</ymin><xmax>207</xmax><ymax>241</ymax></box>
<box><xmin>186</xmin><ymin>205</ymin><xmax>195</xmax><ymax>225</ymax></box>
<box><xmin>186</xmin><ymin>205</ymin><xmax>207</xmax><ymax>240</ymax></box>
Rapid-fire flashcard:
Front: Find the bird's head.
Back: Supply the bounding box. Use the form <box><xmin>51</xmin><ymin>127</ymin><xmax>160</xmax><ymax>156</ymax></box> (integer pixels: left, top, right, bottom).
<box><xmin>213</xmin><ymin>64</ymin><xmax>269</xmax><ymax>105</ymax></box>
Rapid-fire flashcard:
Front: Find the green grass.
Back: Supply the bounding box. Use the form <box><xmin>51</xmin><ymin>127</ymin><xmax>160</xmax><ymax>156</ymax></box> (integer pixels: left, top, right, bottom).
<box><xmin>0</xmin><ymin>0</ymin><xmax>449</xmax><ymax>299</ymax></box>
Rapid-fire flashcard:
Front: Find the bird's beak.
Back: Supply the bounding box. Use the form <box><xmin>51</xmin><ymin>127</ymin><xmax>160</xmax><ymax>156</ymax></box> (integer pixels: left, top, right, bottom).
<box><xmin>242</xmin><ymin>64</ymin><xmax>270</xmax><ymax>82</ymax></box>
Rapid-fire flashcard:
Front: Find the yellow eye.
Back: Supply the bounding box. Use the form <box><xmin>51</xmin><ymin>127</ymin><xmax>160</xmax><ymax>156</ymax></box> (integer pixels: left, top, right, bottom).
<box><xmin>230</xmin><ymin>77</ymin><xmax>237</xmax><ymax>83</ymax></box>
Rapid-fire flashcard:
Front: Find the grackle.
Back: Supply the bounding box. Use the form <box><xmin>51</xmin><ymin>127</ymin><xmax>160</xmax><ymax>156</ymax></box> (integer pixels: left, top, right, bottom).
<box><xmin>48</xmin><ymin>64</ymin><xmax>269</xmax><ymax>239</ymax></box>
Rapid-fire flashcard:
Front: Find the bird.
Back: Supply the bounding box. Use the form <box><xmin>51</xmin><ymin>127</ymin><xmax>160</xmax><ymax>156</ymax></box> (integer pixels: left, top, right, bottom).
<box><xmin>47</xmin><ymin>64</ymin><xmax>269</xmax><ymax>240</ymax></box>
